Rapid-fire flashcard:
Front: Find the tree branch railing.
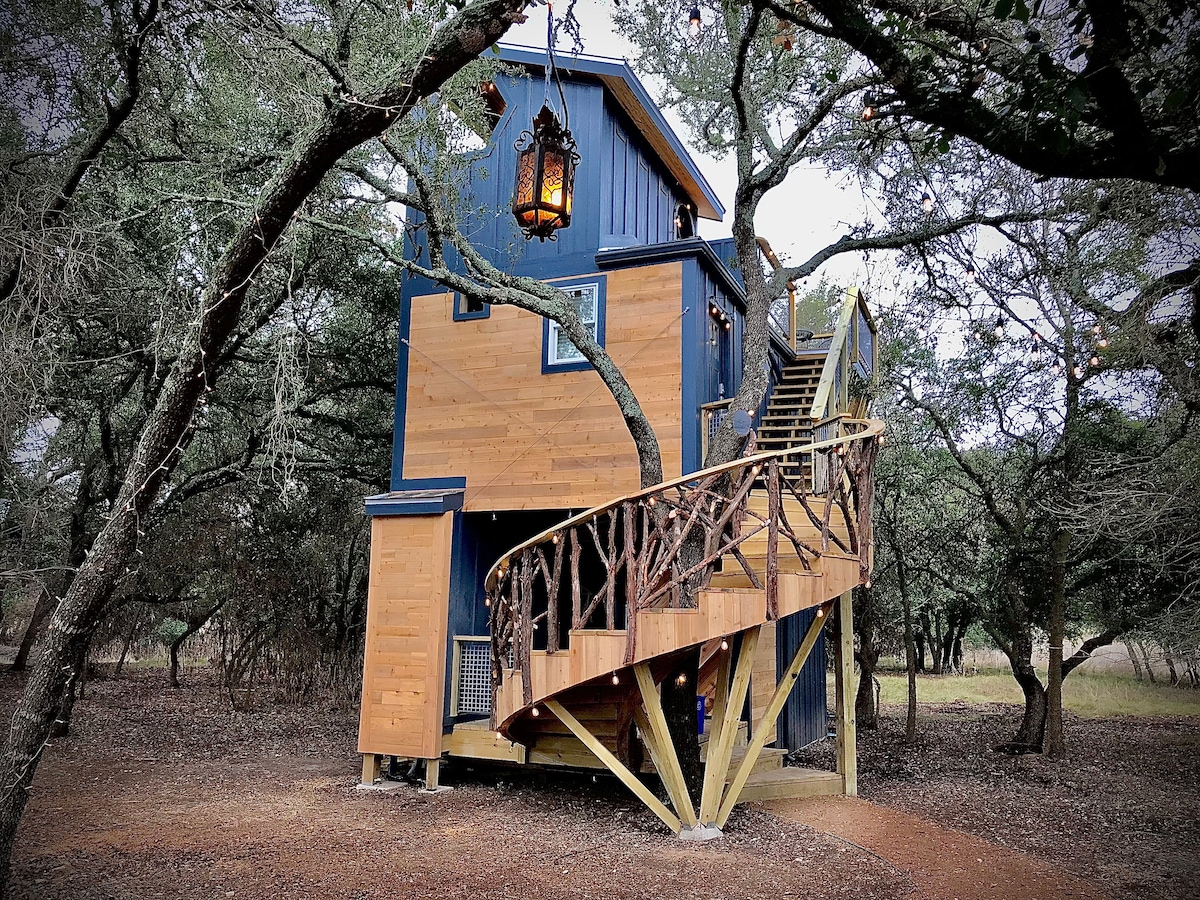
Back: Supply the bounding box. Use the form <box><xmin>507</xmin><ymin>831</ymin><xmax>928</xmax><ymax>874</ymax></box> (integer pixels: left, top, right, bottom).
<box><xmin>487</xmin><ymin>418</ymin><xmax>883</xmax><ymax>719</ymax></box>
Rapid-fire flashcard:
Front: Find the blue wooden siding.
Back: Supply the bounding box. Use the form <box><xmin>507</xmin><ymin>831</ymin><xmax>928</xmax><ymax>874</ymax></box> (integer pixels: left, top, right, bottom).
<box><xmin>775</xmin><ymin>607</ymin><xmax>829</xmax><ymax>750</ymax></box>
<box><xmin>404</xmin><ymin>72</ymin><xmax>692</xmax><ymax>298</ymax></box>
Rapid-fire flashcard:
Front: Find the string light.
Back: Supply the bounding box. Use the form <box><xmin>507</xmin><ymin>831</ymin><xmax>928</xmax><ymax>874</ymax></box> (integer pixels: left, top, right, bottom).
<box><xmin>1097</xmin><ymin>337</ymin><xmax>1109</xmax><ymax>349</ymax></box>
<box><xmin>531</xmin><ymin>706</ymin><xmax>540</xmax><ymax>717</ymax></box>
<box><xmin>965</xmin><ymin>261</ymin><xmax>977</xmax><ymax>281</ymax></box>
<box><xmin>1073</xmin><ymin>364</ymin><xmax>1085</xmax><ymax>378</ymax></box>
<box><xmin>861</xmin><ymin>91</ymin><xmax>877</xmax><ymax>121</ymax></box>
<box><xmin>1089</xmin><ymin>355</ymin><xmax>1100</xmax><ymax>367</ymax></box>
<box><xmin>1052</xmin><ymin>360</ymin><xmax>1063</xmax><ymax>376</ymax></box>
<box><xmin>675</xmin><ymin>672</ymin><xmax>688</xmax><ymax>686</ymax></box>
<box><xmin>720</xmin><ymin>638</ymin><xmax>729</xmax><ymax>650</ymax></box>
<box><xmin>611</xmin><ymin>672</ymin><xmax>620</xmax><ymax>685</ymax></box>
<box><xmin>688</xmin><ymin>7</ymin><xmax>702</xmax><ymax>38</ymax></box>
<box><xmin>921</xmin><ymin>192</ymin><xmax>934</xmax><ymax>215</ymax></box>
<box><xmin>993</xmin><ymin>316</ymin><xmax>1005</xmax><ymax>339</ymax></box>
<box><xmin>496</xmin><ymin>731</ymin><xmax>504</xmax><ymax>741</ymax></box>
<box><xmin>1092</xmin><ymin>324</ymin><xmax>1103</xmax><ymax>336</ymax></box>
<box><xmin>551</xmin><ymin>532</ymin><xmax>559</xmax><ymax>544</ymax></box>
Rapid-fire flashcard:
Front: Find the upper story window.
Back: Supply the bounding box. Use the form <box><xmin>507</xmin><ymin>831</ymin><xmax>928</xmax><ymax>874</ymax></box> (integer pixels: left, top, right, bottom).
<box><xmin>453</xmin><ymin>292</ymin><xmax>490</xmax><ymax>321</ymax></box>
<box><xmin>542</xmin><ymin>279</ymin><xmax>606</xmax><ymax>373</ymax></box>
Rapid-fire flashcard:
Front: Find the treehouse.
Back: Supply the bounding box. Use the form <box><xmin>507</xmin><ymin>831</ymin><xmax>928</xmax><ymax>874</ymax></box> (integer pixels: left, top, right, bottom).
<box><xmin>356</xmin><ymin>46</ymin><xmax>882</xmax><ymax>834</ymax></box>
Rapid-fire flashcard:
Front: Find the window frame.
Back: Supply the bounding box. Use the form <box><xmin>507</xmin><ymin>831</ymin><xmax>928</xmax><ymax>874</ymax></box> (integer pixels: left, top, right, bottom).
<box><xmin>453</xmin><ymin>291</ymin><xmax>490</xmax><ymax>321</ymax></box>
<box><xmin>541</xmin><ymin>278</ymin><xmax>607</xmax><ymax>374</ymax></box>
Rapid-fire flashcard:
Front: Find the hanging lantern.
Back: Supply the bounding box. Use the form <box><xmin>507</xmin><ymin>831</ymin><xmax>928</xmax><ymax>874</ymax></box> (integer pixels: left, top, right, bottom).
<box><xmin>512</xmin><ymin>104</ymin><xmax>579</xmax><ymax>242</ymax></box>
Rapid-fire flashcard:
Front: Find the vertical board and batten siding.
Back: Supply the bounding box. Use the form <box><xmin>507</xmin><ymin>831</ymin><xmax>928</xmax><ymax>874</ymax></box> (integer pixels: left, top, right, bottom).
<box><xmin>775</xmin><ymin>605</ymin><xmax>829</xmax><ymax>750</ymax></box>
<box><xmin>401</xmin><ymin>263</ymin><xmax>684</xmax><ymax>511</ymax></box>
<box><xmin>404</xmin><ymin>73</ymin><xmax>690</xmax><ymax>296</ymax></box>
<box><xmin>357</xmin><ymin>513</ymin><xmax>455</xmax><ymax>759</ymax></box>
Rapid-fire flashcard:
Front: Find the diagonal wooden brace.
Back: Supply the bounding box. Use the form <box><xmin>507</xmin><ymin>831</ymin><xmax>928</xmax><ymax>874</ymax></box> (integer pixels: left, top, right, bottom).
<box><xmin>633</xmin><ymin>664</ymin><xmax>698</xmax><ymax>828</ymax></box>
<box><xmin>544</xmin><ymin>699</ymin><xmax>681</xmax><ymax>834</ymax></box>
<box><xmin>716</xmin><ymin>601</ymin><xmax>833</xmax><ymax>828</ymax></box>
<box><xmin>698</xmin><ymin>625</ymin><xmax>761</xmax><ymax>826</ymax></box>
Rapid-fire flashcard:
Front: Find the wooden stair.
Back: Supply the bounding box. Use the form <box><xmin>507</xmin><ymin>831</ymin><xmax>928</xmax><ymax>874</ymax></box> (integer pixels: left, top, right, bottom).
<box><xmin>756</xmin><ymin>354</ymin><xmax>826</xmax><ymax>477</ymax></box>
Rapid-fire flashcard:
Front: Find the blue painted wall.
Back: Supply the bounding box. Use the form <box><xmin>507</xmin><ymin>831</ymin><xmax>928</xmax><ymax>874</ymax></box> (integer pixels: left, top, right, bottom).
<box><xmin>775</xmin><ymin>607</ymin><xmax>829</xmax><ymax>750</ymax></box>
<box><xmin>404</xmin><ymin>71</ymin><xmax>694</xmax><ymax>299</ymax></box>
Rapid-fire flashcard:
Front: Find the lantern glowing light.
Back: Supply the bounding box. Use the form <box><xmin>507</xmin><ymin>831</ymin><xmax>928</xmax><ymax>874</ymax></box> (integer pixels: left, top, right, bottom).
<box><xmin>512</xmin><ymin>104</ymin><xmax>579</xmax><ymax>242</ymax></box>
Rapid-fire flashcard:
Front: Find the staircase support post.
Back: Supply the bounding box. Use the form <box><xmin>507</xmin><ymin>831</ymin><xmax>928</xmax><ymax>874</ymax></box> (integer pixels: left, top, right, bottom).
<box><xmin>715</xmin><ymin>600</ymin><xmax>833</xmax><ymax>828</ymax></box>
<box><xmin>698</xmin><ymin>625</ymin><xmax>761</xmax><ymax>826</ymax></box>
<box><xmin>544</xmin><ymin>699</ymin><xmax>682</xmax><ymax>834</ymax></box>
<box><xmin>834</xmin><ymin>588</ymin><xmax>858</xmax><ymax>796</ymax></box>
<box><xmin>633</xmin><ymin>664</ymin><xmax>698</xmax><ymax>828</ymax></box>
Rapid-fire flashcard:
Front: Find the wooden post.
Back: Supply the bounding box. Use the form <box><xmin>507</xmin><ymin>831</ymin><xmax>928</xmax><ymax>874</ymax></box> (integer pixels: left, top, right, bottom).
<box><xmin>698</xmin><ymin>626</ymin><xmax>760</xmax><ymax>826</ymax></box>
<box><xmin>361</xmin><ymin>753</ymin><xmax>381</xmax><ymax>785</ymax></box>
<box><xmin>835</xmin><ymin>589</ymin><xmax>858</xmax><ymax>797</ymax></box>
<box><xmin>544</xmin><ymin>699</ymin><xmax>681</xmax><ymax>834</ymax></box>
<box><xmin>633</xmin><ymin>664</ymin><xmax>698</xmax><ymax>828</ymax></box>
<box><xmin>424</xmin><ymin>758</ymin><xmax>440</xmax><ymax>791</ymax></box>
<box><xmin>716</xmin><ymin>602</ymin><xmax>832</xmax><ymax>827</ymax></box>
<box><xmin>788</xmin><ymin>285</ymin><xmax>797</xmax><ymax>351</ymax></box>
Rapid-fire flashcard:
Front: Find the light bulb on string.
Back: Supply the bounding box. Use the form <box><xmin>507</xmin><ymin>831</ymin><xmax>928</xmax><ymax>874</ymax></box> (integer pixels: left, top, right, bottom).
<box><xmin>921</xmin><ymin>191</ymin><xmax>934</xmax><ymax>215</ymax></box>
<box><xmin>1030</xmin><ymin>341</ymin><xmax>1041</xmax><ymax>358</ymax></box>
<box><xmin>720</xmin><ymin>638</ymin><xmax>729</xmax><ymax>651</ymax></box>
<box><xmin>1073</xmin><ymin>364</ymin><xmax>1085</xmax><ymax>378</ymax></box>
<box><xmin>688</xmin><ymin>7</ymin><xmax>702</xmax><ymax>38</ymax></box>
<box><xmin>1090</xmin><ymin>355</ymin><xmax>1100</xmax><ymax>367</ymax></box>
<box><xmin>531</xmin><ymin>706</ymin><xmax>540</xmax><ymax>717</ymax></box>
<box><xmin>861</xmin><ymin>91</ymin><xmax>877</xmax><ymax>121</ymax></box>
<box><xmin>993</xmin><ymin>316</ymin><xmax>1005</xmax><ymax>339</ymax></box>
<box><xmin>965</xmin><ymin>261</ymin><xmax>977</xmax><ymax>282</ymax></box>
<box><xmin>1097</xmin><ymin>337</ymin><xmax>1109</xmax><ymax>348</ymax></box>
<box><xmin>676</xmin><ymin>672</ymin><xmax>688</xmax><ymax>686</ymax></box>
<box><xmin>1052</xmin><ymin>360</ymin><xmax>1063</xmax><ymax>376</ymax></box>
<box><xmin>611</xmin><ymin>672</ymin><xmax>620</xmax><ymax>685</ymax></box>
<box><xmin>1092</xmin><ymin>324</ymin><xmax>1103</xmax><ymax>336</ymax></box>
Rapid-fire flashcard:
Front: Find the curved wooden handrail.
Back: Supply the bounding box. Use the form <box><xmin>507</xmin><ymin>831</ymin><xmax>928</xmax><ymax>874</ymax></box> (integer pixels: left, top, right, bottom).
<box><xmin>484</xmin><ymin>417</ymin><xmax>884</xmax><ymax>592</ymax></box>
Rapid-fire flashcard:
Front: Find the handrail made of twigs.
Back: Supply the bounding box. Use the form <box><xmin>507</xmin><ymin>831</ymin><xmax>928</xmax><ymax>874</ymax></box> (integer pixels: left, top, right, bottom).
<box><xmin>484</xmin><ymin>417</ymin><xmax>883</xmax><ymax>593</ymax></box>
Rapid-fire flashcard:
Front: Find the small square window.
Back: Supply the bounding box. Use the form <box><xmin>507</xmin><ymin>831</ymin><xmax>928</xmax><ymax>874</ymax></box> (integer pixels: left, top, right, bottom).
<box><xmin>549</xmin><ymin>286</ymin><xmax>597</xmax><ymax>364</ymax></box>
<box><xmin>542</xmin><ymin>280</ymin><xmax>606</xmax><ymax>373</ymax></box>
<box><xmin>453</xmin><ymin>292</ymin><xmax>490</xmax><ymax>321</ymax></box>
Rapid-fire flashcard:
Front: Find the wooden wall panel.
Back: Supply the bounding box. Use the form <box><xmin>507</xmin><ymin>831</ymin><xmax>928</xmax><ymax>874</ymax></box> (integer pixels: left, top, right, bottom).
<box><xmin>402</xmin><ymin>263</ymin><xmax>684</xmax><ymax>511</ymax></box>
<box><xmin>357</xmin><ymin>513</ymin><xmax>454</xmax><ymax>759</ymax></box>
<box><xmin>750</xmin><ymin>621</ymin><xmax>778</xmax><ymax>745</ymax></box>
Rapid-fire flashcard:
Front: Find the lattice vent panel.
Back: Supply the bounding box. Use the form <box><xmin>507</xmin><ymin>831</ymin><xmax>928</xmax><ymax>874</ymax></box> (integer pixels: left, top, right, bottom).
<box><xmin>457</xmin><ymin>641</ymin><xmax>492</xmax><ymax>714</ymax></box>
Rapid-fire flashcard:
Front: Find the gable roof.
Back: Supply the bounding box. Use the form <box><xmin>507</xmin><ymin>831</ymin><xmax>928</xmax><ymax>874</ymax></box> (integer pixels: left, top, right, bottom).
<box><xmin>493</xmin><ymin>45</ymin><xmax>725</xmax><ymax>222</ymax></box>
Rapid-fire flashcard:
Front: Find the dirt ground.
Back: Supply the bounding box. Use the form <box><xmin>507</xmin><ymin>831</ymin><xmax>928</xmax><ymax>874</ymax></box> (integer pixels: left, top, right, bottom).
<box><xmin>4</xmin><ymin>671</ymin><xmax>1198</xmax><ymax>900</ymax></box>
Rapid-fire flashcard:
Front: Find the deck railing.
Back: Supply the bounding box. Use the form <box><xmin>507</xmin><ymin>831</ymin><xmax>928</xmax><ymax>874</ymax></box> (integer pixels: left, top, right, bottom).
<box><xmin>809</xmin><ymin>287</ymin><xmax>877</xmax><ymax>422</ymax></box>
<box><xmin>486</xmin><ymin>418</ymin><xmax>883</xmax><ymax>721</ymax></box>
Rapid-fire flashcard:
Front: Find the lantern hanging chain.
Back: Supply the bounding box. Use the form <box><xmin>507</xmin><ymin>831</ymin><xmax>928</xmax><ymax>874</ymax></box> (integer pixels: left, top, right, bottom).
<box><xmin>544</xmin><ymin>1</ymin><xmax>570</xmax><ymax>133</ymax></box>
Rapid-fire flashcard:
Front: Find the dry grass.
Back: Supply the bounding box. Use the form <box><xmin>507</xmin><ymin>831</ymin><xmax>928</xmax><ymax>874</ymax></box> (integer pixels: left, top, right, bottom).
<box><xmin>870</xmin><ymin>668</ymin><xmax>1200</xmax><ymax>717</ymax></box>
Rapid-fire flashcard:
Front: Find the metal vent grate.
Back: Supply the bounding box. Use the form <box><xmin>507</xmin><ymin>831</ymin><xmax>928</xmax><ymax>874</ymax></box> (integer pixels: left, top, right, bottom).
<box><xmin>456</xmin><ymin>640</ymin><xmax>492</xmax><ymax>714</ymax></box>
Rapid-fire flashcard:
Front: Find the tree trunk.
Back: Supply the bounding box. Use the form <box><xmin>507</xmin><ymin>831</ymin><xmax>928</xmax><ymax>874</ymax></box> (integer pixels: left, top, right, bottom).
<box><xmin>10</xmin><ymin>590</ymin><xmax>56</xmax><ymax>673</ymax></box>
<box><xmin>660</xmin><ymin>645</ymin><xmax>703</xmax><ymax>801</ymax></box>
<box><xmin>0</xmin><ymin>3</ymin><xmax>529</xmax><ymax>888</ymax></box>
<box><xmin>1164</xmin><ymin>651</ymin><xmax>1180</xmax><ymax>686</ymax></box>
<box><xmin>169</xmin><ymin>603</ymin><xmax>223</xmax><ymax>688</ymax></box>
<box><xmin>854</xmin><ymin>584</ymin><xmax>879</xmax><ymax>730</ymax></box>
<box><xmin>897</xmin><ymin>558</ymin><xmax>918</xmax><ymax>745</ymax></box>
<box><xmin>1138</xmin><ymin>641</ymin><xmax>1157</xmax><ymax>684</ymax></box>
<box><xmin>113</xmin><ymin>606</ymin><xmax>143</xmax><ymax>677</ymax></box>
<box><xmin>50</xmin><ymin>638</ymin><xmax>91</xmax><ymax>740</ymax></box>
<box><xmin>1126</xmin><ymin>642</ymin><xmax>1143</xmax><ymax>681</ymax></box>
<box><xmin>1044</xmin><ymin>530</ymin><xmax>1070</xmax><ymax>759</ymax></box>
<box><xmin>914</xmin><ymin>628</ymin><xmax>926</xmax><ymax>672</ymax></box>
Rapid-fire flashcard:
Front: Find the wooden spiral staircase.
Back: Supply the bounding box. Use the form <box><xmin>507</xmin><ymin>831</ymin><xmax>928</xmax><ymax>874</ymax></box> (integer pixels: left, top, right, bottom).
<box><xmin>484</xmin><ymin>291</ymin><xmax>880</xmax><ymax>835</ymax></box>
